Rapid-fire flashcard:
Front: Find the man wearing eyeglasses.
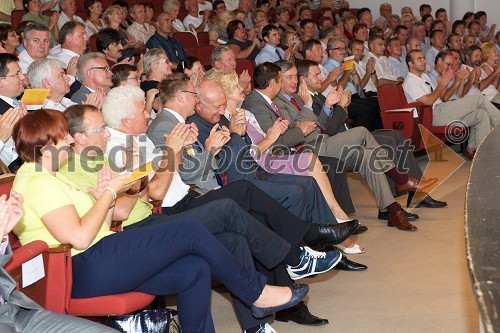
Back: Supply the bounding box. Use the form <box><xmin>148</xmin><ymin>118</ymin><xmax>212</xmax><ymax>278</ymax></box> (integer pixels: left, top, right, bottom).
<box><xmin>71</xmin><ymin>52</ymin><xmax>112</xmax><ymax>104</ymax></box>
<box><xmin>0</xmin><ymin>54</ymin><xmax>28</xmax><ymax>170</ymax></box>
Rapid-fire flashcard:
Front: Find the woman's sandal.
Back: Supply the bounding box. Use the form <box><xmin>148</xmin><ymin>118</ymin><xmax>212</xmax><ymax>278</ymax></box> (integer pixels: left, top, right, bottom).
<box><xmin>337</xmin><ymin>243</ymin><xmax>365</xmax><ymax>255</ymax></box>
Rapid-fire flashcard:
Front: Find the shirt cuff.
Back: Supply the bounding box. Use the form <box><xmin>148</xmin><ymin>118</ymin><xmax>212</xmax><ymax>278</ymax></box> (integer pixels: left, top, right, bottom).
<box><xmin>303</xmin><ymin>105</ymin><xmax>313</xmax><ymax>112</ymax></box>
<box><xmin>322</xmin><ymin>105</ymin><xmax>332</xmax><ymax>117</ymax></box>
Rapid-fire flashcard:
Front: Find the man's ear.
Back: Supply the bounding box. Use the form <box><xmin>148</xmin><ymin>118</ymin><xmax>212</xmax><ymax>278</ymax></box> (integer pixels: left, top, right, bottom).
<box><xmin>41</xmin><ymin>78</ymin><xmax>51</xmax><ymax>88</ymax></box>
<box><xmin>72</xmin><ymin>131</ymin><xmax>86</xmax><ymax>145</ymax></box>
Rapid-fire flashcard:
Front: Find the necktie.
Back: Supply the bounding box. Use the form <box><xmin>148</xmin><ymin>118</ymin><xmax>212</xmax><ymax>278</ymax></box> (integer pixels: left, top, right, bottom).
<box><xmin>290</xmin><ymin>97</ymin><xmax>301</xmax><ymax>111</ymax></box>
<box><xmin>270</xmin><ymin>102</ymin><xmax>282</xmax><ymax>117</ymax></box>
<box><xmin>193</xmin><ymin>140</ymin><xmax>224</xmax><ymax>187</ymax></box>
<box><xmin>275</xmin><ymin>49</ymin><xmax>283</xmax><ymax>60</ymax></box>
<box><xmin>12</xmin><ymin>98</ymin><xmax>18</xmax><ymax>106</ymax></box>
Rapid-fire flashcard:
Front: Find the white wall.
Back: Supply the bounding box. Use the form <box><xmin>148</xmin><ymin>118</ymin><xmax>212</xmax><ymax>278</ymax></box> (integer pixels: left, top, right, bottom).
<box><xmin>347</xmin><ymin>0</ymin><xmax>499</xmax><ymax>25</ymax></box>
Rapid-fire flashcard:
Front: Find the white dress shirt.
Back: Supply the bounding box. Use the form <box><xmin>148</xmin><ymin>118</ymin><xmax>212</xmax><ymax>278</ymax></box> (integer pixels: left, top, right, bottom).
<box><xmin>403</xmin><ymin>72</ymin><xmax>442</xmax><ymax>108</ymax></box>
<box><xmin>48</xmin><ymin>46</ymin><xmax>79</xmax><ymax>67</ymax></box>
<box><xmin>57</xmin><ymin>12</ymin><xmax>85</xmax><ymax>30</ymax></box>
<box><xmin>42</xmin><ymin>97</ymin><xmax>76</xmax><ymax>112</ymax></box>
<box><xmin>105</xmin><ymin>126</ymin><xmax>189</xmax><ymax>208</ymax></box>
<box><xmin>183</xmin><ymin>14</ymin><xmax>208</xmax><ymax>32</ymax></box>
<box><xmin>18</xmin><ymin>50</ymin><xmax>35</xmax><ymax>74</ymax></box>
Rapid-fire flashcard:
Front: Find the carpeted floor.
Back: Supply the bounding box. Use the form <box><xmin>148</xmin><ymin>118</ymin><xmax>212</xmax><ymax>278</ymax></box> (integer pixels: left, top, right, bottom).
<box><xmin>209</xmin><ymin>155</ymin><xmax>480</xmax><ymax>332</ymax></box>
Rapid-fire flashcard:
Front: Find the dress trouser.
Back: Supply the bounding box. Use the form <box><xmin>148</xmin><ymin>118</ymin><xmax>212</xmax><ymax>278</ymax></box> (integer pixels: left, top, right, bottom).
<box><xmin>315</xmin><ymin>126</ymin><xmax>397</xmax><ymax>209</ymax></box>
<box><xmin>433</xmin><ymin>94</ymin><xmax>500</xmax><ymax>149</ymax></box>
<box><xmin>371</xmin><ymin>129</ymin><xmax>423</xmax><ymax>197</ymax></box>
<box><xmin>128</xmin><ymin>199</ymin><xmax>291</xmax><ymax>330</ymax></box>
<box><xmin>72</xmin><ymin>219</ymin><xmax>268</xmax><ymax>333</ymax></box>
<box><xmin>317</xmin><ymin>156</ymin><xmax>355</xmax><ymax>214</ymax></box>
<box><xmin>163</xmin><ymin>180</ymin><xmax>311</xmax><ymax>260</ymax></box>
<box><xmin>348</xmin><ymin>94</ymin><xmax>383</xmax><ymax>131</ymax></box>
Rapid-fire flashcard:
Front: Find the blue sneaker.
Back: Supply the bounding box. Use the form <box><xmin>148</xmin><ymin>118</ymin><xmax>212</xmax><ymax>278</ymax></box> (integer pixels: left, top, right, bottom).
<box><xmin>286</xmin><ymin>246</ymin><xmax>342</xmax><ymax>280</ymax></box>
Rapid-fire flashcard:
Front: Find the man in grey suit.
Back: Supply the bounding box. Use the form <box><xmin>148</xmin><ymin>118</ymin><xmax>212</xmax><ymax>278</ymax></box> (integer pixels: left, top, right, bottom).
<box><xmin>273</xmin><ymin>60</ymin><xmax>446</xmax><ymax>210</ymax></box>
<box><xmin>244</xmin><ymin>61</ymin><xmax>438</xmax><ymax>231</ymax></box>
<box><xmin>71</xmin><ymin>53</ymin><xmax>112</xmax><ymax>104</ymax></box>
<box><xmin>0</xmin><ymin>192</ymin><xmax>116</xmax><ymax>332</ymax></box>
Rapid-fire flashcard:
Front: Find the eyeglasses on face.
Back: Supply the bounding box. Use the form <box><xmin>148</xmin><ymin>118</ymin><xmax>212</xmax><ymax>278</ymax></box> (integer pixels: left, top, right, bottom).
<box><xmin>0</xmin><ymin>71</ymin><xmax>22</xmax><ymax>78</ymax></box>
<box><xmin>181</xmin><ymin>90</ymin><xmax>198</xmax><ymax>97</ymax></box>
<box><xmin>89</xmin><ymin>66</ymin><xmax>111</xmax><ymax>72</ymax></box>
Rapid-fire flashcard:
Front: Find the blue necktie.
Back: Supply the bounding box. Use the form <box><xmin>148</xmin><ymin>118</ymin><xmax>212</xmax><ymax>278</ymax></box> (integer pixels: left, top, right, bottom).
<box><xmin>12</xmin><ymin>98</ymin><xmax>18</xmax><ymax>106</ymax></box>
<box><xmin>275</xmin><ymin>49</ymin><xmax>283</xmax><ymax>60</ymax></box>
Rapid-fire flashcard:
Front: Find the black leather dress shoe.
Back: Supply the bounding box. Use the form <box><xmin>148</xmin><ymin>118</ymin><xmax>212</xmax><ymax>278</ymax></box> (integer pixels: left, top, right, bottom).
<box><xmin>251</xmin><ymin>284</ymin><xmax>309</xmax><ymax>318</ymax></box>
<box><xmin>414</xmin><ymin>194</ymin><xmax>447</xmax><ymax>208</ymax></box>
<box><xmin>275</xmin><ymin>301</ymin><xmax>329</xmax><ymax>326</ymax></box>
<box><xmin>352</xmin><ymin>225</ymin><xmax>368</xmax><ymax>235</ymax></box>
<box><xmin>306</xmin><ymin>220</ymin><xmax>359</xmax><ymax>250</ymax></box>
<box><xmin>378</xmin><ymin>210</ymin><xmax>419</xmax><ymax>221</ymax></box>
<box><xmin>334</xmin><ymin>256</ymin><xmax>367</xmax><ymax>271</ymax></box>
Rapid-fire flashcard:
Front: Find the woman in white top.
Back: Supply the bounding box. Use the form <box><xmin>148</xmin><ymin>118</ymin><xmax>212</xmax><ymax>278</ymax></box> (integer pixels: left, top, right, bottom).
<box><xmin>84</xmin><ymin>0</ymin><xmax>105</xmax><ymax>37</ymax></box>
<box><xmin>479</xmin><ymin>42</ymin><xmax>500</xmax><ymax>106</ymax></box>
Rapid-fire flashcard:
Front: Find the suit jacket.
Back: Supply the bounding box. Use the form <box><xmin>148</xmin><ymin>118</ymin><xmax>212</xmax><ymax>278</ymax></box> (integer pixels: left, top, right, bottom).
<box><xmin>70</xmin><ymin>85</ymin><xmax>92</xmax><ymax>104</ymax></box>
<box><xmin>147</xmin><ymin>109</ymin><xmax>220</xmax><ymax>192</ymax></box>
<box><xmin>311</xmin><ymin>93</ymin><xmax>349</xmax><ymax>136</ymax></box>
<box><xmin>0</xmin><ymin>244</ymin><xmax>42</xmax><ymax>313</ymax></box>
<box><xmin>242</xmin><ymin>90</ymin><xmax>304</xmax><ymax>149</ymax></box>
<box><xmin>0</xmin><ymin>98</ymin><xmax>13</xmax><ymax>115</ymax></box>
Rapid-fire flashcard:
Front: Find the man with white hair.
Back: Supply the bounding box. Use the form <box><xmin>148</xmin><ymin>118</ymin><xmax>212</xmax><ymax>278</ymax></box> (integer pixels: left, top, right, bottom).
<box><xmin>18</xmin><ymin>23</ymin><xmax>50</xmax><ymax>74</ymax></box>
<box><xmin>57</xmin><ymin>0</ymin><xmax>84</xmax><ymax>29</ymax></box>
<box><xmin>27</xmin><ymin>58</ymin><xmax>74</xmax><ymax>111</ymax></box>
<box><xmin>71</xmin><ymin>52</ymin><xmax>111</xmax><ymax>104</ymax></box>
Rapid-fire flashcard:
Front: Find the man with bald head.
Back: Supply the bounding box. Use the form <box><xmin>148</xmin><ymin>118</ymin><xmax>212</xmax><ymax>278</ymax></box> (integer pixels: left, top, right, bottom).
<box><xmin>146</xmin><ymin>12</ymin><xmax>188</xmax><ymax>65</ymax></box>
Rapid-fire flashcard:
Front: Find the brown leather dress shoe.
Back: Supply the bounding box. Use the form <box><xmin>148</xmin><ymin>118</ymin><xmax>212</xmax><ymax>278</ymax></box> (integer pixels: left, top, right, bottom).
<box><xmin>387</xmin><ymin>211</ymin><xmax>417</xmax><ymax>231</ymax></box>
<box><xmin>395</xmin><ymin>176</ymin><xmax>438</xmax><ymax>195</ymax></box>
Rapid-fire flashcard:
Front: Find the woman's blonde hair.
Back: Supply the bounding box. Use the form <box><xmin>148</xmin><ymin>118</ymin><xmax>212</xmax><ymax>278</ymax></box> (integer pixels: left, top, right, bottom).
<box><xmin>102</xmin><ymin>5</ymin><xmax>121</xmax><ymax>25</ymax></box>
<box><xmin>480</xmin><ymin>42</ymin><xmax>496</xmax><ymax>62</ymax></box>
<box><xmin>205</xmin><ymin>70</ymin><xmax>239</xmax><ymax>100</ymax></box>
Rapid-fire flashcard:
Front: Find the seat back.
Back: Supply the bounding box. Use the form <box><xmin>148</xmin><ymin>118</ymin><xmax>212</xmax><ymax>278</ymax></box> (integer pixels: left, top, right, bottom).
<box><xmin>235</xmin><ymin>59</ymin><xmax>255</xmax><ymax>79</ymax></box>
<box><xmin>173</xmin><ymin>32</ymin><xmax>198</xmax><ymax>48</ymax></box>
<box><xmin>378</xmin><ymin>84</ymin><xmax>406</xmax><ymax>111</ymax></box>
<box><xmin>197</xmin><ymin>31</ymin><xmax>209</xmax><ymax>46</ymax></box>
<box><xmin>11</xmin><ymin>10</ymin><xmax>25</xmax><ymax>29</ymax></box>
<box><xmin>197</xmin><ymin>45</ymin><xmax>215</xmax><ymax>68</ymax></box>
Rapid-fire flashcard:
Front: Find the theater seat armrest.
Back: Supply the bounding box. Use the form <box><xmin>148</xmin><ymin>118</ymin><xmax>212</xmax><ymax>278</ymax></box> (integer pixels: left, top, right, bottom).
<box><xmin>4</xmin><ymin>240</ymin><xmax>48</xmax><ymax>271</ymax></box>
<box><xmin>48</xmin><ymin>244</ymin><xmax>73</xmax><ymax>253</ymax></box>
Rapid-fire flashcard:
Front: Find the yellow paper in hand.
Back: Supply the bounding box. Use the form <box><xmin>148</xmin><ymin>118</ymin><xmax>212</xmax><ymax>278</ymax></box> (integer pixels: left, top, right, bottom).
<box><xmin>123</xmin><ymin>161</ymin><xmax>156</xmax><ymax>184</ymax></box>
<box><xmin>21</xmin><ymin>88</ymin><xmax>50</xmax><ymax>106</ymax></box>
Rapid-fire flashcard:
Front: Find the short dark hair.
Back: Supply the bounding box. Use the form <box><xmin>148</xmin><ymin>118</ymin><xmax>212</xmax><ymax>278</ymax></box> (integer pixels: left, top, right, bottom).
<box><xmin>227</xmin><ymin>19</ymin><xmax>244</xmax><ymax>39</ymax></box>
<box><xmin>111</xmin><ymin>63</ymin><xmax>137</xmax><ymax>87</ymax></box>
<box><xmin>394</xmin><ymin>25</ymin><xmax>408</xmax><ymax>35</ymax></box>
<box><xmin>96</xmin><ymin>28</ymin><xmax>122</xmax><ymax>52</ymax></box>
<box><xmin>300</xmin><ymin>18</ymin><xmax>314</xmax><ymax>30</ymax></box>
<box><xmin>0</xmin><ymin>53</ymin><xmax>19</xmax><ymax>77</ymax></box>
<box><xmin>298</xmin><ymin>5</ymin><xmax>311</xmax><ymax>17</ymax></box>
<box><xmin>447</xmin><ymin>33</ymin><xmax>460</xmax><ymax>44</ymax></box>
<box><xmin>421</xmin><ymin>14</ymin><xmax>433</xmax><ymax>24</ymax></box>
<box><xmin>348</xmin><ymin>38</ymin><xmax>364</xmax><ymax>50</ymax></box>
<box><xmin>0</xmin><ymin>25</ymin><xmax>16</xmax><ymax>47</ymax></box>
<box><xmin>112</xmin><ymin>0</ymin><xmax>128</xmax><ymax>8</ymax></box>
<box><xmin>262</xmin><ymin>24</ymin><xmax>279</xmax><ymax>39</ymax></box>
<box><xmin>435</xmin><ymin>8</ymin><xmax>446</xmax><ymax>18</ymax></box>
<box><xmin>465</xmin><ymin>45</ymin><xmax>481</xmax><ymax>60</ymax></box>
<box><xmin>451</xmin><ymin>20</ymin><xmax>465</xmax><ymax>34</ymax></box>
<box><xmin>419</xmin><ymin>4</ymin><xmax>431</xmax><ymax>13</ymax></box>
<box><xmin>462</xmin><ymin>12</ymin><xmax>474</xmax><ymax>22</ymax></box>
<box><xmin>64</xmin><ymin>104</ymin><xmax>100</xmax><ymax>135</ymax></box>
<box><xmin>158</xmin><ymin>72</ymin><xmax>190</xmax><ymax>103</ymax></box>
<box><xmin>405</xmin><ymin>49</ymin><xmax>421</xmax><ymax>66</ymax></box>
<box><xmin>253</xmin><ymin>62</ymin><xmax>281</xmax><ymax>89</ymax></box>
<box><xmin>213</xmin><ymin>0</ymin><xmax>225</xmax><ymax>9</ymax></box>
<box><xmin>58</xmin><ymin>21</ymin><xmax>84</xmax><ymax>45</ymax></box>
<box><xmin>434</xmin><ymin>50</ymin><xmax>451</xmax><ymax>65</ymax></box>
<box><xmin>474</xmin><ymin>11</ymin><xmax>486</xmax><ymax>20</ymax></box>
<box><xmin>430</xmin><ymin>29</ymin><xmax>444</xmax><ymax>40</ymax></box>
<box><xmin>352</xmin><ymin>23</ymin><xmax>367</xmax><ymax>36</ymax></box>
<box><xmin>357</xmin><ymin>7</ymin><xmax>371</xmax><ymax>20</ymax></box>
<box><xmin>302</xmin><ymin>38</ymin><xmax>321</xmax><ymax>55</ymax></box>
<box><xmin>369</xmin><ymin>26</ymin><xmax>384</xmax><ymax>39</ymax></box>
<box><xmin>296</xmin><ymin>59</ymin><xmax>317</xmax><ymax>81</ymax></box>
<box><xmin>430</xmin><ymin>19</ymin><xmax>444</xmax><ymax>31</ymax></box>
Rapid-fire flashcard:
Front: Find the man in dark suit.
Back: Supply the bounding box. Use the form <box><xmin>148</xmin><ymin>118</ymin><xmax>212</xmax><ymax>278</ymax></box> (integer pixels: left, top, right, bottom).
<box><xmin>71</xmin><ymin>52</ymin><xmax>113</xmax><ymax>104</ymax></box>
<box><xmin>0</xmin><ymin>192</ymin><xmax>117</xmax><ymax>332</ymax></box>
<box><xmin>0</xmin><ymin>54</ymin><xmax>28</xmax><ymax>171</ymax></box>
<box><xmin>245</xmin><ymin>61</ymin><xmax>435</xmax><ymax>231</ymax></box>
